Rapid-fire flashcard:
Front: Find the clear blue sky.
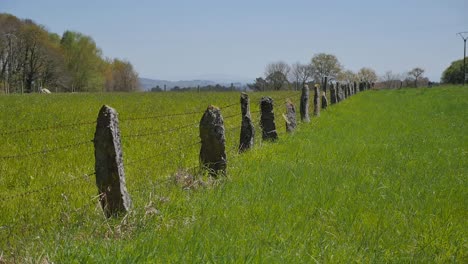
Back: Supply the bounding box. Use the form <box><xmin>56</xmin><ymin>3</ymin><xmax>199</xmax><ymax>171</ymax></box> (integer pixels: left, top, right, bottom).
<box><xmin>2</xmin><ymin>0</ymin><xmax>467</xmax><ymax>82</ymax></box>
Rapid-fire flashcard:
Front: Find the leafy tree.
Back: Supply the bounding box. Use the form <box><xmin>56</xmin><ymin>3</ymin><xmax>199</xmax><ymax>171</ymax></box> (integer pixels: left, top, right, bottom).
<box><xmin>60</xmin><ymin>31</ymin><xmax>105</xmax><ymax>92</ymax></box>
<box><xmin>266</xmin><ymin>71</ymin><xmax>289</xmax><ymax>91</ymax></box>
<box><xmin>310</xmin><ymin>53</ymin><xmax>342</xmax><ymax>83</ymax></box>
<box><xmin>263</xmin><ymin>62</ymin><xmax>291</xmax><ymax>90</ymax></box>
<box><xmin>105</xmin><ymin>58</ymin><xmax>140</xmax><ymax>92</ymax></box>
<box><xmin>337</xmin><ymin>69</ymin><xmax>357</xmax><ymax>83</ymax></box>
<box><xmin>247</xmin><ymin>77</ymin><xmax>267</xmax><ymax>91</ymax></box>
<box><xmin>441</xmin><ymin>58</ymin><xmax>467</xmax><ymax>84</ymax></box>
<box><xmin>0</xmin><ymin>13</ymin><xmax>140</xmax><ymax>93</ymax></box>
<box><xmin>408</xmin><ymin>67</ymin><xmax>425</xmax><ymax>88</ymax></box>
<box><xmin>357</xmin><ymin>67</ymin><xmax>378</xmax><ymax>83</ymax></box>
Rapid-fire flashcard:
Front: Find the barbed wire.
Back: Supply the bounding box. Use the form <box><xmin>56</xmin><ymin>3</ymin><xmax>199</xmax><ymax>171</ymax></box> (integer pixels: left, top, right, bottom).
<box><xmin>0</xmin><ymin>120</ymin><xmax>96</xmax><ymax>137</ymax></box>
<box><xmin>0</xmin><ymin>194</ymin><xmax>100</xmax><ymax>239</ymax></box>
<box><xmin>0</xmin><ymin>92</ymin><xmax>299</xmax><ymax>138</ymax></box>
<box><xmin>223</xmin><ymin>112</ymin><xmax>243</xmax><ymax>120</ymax></box>
<box><xmin>125</xmin><ymin>141</ymin><xmax>201</xmax><ymax>167</ymax></box>
<box><xmin>120</xmin><ymin>101</ymin><xmax>239</xmax><ymax>123</ymax></box>
<box><xmin>0</xmin><ymin>171</ymin><xmax>95</xmax><ymax>202</ymax></box>
<box><xmin>124</xmin><ymin>121</ymin><xmax>200</xmax><ymax>139</ymax></box>
<box><xmin>0</xmin><ymin>140</ymin><xmax>93</xmax><ymax>161</ymax></box>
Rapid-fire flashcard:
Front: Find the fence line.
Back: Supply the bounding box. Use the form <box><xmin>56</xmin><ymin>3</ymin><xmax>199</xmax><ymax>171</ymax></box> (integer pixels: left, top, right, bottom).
<box><xmin>0</xmin><ymin>140</ymin><xmax>93</xmax><ymax>161</ymax></box>
<box><xmin>121</xmin><ymin>101</ymin><xmax>240</xmax><ymax>123</ymax></box>
<box><xmin>0</xmin><ymin>171</ymin><xmax>95</xmax><ymax>202</ymax></box>
<box><xmin>0</xmin><ymin>195</ymin><xmax>100</xmax><ymax>238</ymax></box>
<box><xmin>125</xmin><ymin>141</ymin><xmax>201</xmax><ymax>167</ymax></box>
<box><xmin>0</xmin><ymin>120</ymin><xmax>96</xmax><ymax>137</ymax></box>
<box><xmin>0</xmin><ymin>92</ymin><xmax>299</xmax><ymax>139</ymax></box>
<box><xmin>124</xmin><ymin>121</ymin><xmax>200</xmax><ymax>139</ymax></box>
<box><xmin>0</xmin><ymin>88</ymin><xmax>363</xmax><ymax>248</ymax></box>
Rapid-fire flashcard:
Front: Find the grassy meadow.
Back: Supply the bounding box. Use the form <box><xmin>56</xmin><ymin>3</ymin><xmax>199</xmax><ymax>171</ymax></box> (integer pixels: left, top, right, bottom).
<box><xmin>0</xmin><ymin>86</ymin><xmax>466</xmax><ymax>262</ymax></box>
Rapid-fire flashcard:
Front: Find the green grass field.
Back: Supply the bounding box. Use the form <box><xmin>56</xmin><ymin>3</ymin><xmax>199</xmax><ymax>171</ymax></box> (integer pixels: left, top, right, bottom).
<box><xmin>0</xmin><ymin>86</ymin><xmax>466</xmax><ymax>263</ymax></box>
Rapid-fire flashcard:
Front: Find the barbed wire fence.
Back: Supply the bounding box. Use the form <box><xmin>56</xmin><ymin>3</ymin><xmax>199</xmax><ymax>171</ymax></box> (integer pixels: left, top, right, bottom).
<box><xmin>0</xmin><ymin>87</ymin><xmax>361</xmax><ymax>255</ymax></box>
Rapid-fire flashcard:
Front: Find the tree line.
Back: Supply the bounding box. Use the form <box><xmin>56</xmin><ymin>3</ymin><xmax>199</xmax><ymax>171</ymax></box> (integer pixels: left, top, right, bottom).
<box><xmin>248</xmin><ymin>53</ymin><xmax>432</xmax><ymax>91</ymax></box>
<box><xmin>0</xmin><ymin>13</ymin><xmax>139</xmax><ymax>94</ymax></box>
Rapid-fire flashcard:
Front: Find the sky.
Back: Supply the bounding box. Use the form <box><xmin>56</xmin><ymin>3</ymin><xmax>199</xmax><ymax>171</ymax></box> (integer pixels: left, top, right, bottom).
<box><xmin>1</xmin><ymin>0</ymin><xmax>467</xmax><ymax>82</ymax></box>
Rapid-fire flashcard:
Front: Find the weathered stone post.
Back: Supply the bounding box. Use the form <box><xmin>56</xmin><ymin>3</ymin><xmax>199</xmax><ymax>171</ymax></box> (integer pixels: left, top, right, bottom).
<box><xmin>260</xmin><ymin>97</ymin><xmax>278</xmax><ymax>141</ymax></box>
<box><xmin>341</xmin><ymin>84</ymin><xmax>346</xmax><ymax>100</ymax></box>
<box><xmin>321</xmin><ymin>90</ymin><xmax>328</xmax><ymax>109</ymax></box>
<box><xmin>313</xmin><ymin>84</ymin><xmax>320</xmax><ymax>117</ymax></box>
<box><xmin>321</xmin><ymin>77</ymin><xmax>328</xmax><ymax>109</ymax></box>
<box><xmin>344</xmin><ymin>84</ymin><xmax>348</xmax><ymax>99</ymax></box>
<box><xmin>336</xmin><ymin>82</ymin><xmax>342</xmax><ymax>102</ymax></box>
<box><xmin>239</xmin><ymin>93</ymin><xmax>254</xmax><ymax>153</ymax></box>
<box><xmin>300</xmin><ymin>84</ymin><xmax>310</xmax><ymax>122</ymax></box>
<box><xmin>330</xmin><ymin>83</ymin><xmax>337</xmax><ymax>105</ymax></box>
<box><xmin>284</xmin><ymin>99</ymin><xmax>296</xmax><ymax>133</ymax></box>
<box><xmin>200</xmin><ymin>106</ymin><xmax>227</xmax><ymax>177</ymax></box>
<box><xmin>322</xmin><ymin>76</ymin><xmax>328</xmax><ymax>93</ymax></box>
<box><xmin>94</xmin><ymin>105</ymin><xmax>131</xmax><ymax>218</ymax></box>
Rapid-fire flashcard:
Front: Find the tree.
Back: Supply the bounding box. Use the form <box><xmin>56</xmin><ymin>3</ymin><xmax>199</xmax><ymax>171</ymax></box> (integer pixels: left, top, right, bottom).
<box><xmin>310</xmin><ymin>53</ymin><xmax>342</xmax><ymax>83</ymax></box>
<box><xmin>337</xmin><ymin>69</ymin><xmax>357</xmax><ymax>83</ymax></box>
<box><xmin>247</xmin><ymin>77</ymin><xmax>267</xmax><ymax>91</ymax></box>
<box><xmin>408</xmin><ymin>67</ymin><xmax>425</xmax><ymax>88</ymax></box>
<box><xmin>290</xmin><ymin>62</ymin><xmax>313</xmax><ymax>90</ymax></box>
<box><xmin>265</xmin><ymin>71</ymin><xmax>289</xmax><ymax>90</ymax></box>
<box><xmin>61</xmin><ymin>31</ymin><xmax>105</xmax><ymax>92</ymax></box>
<box><xmin>264</xmin><ymin>61</ymin><xmax>290</xmax><ymax>90</ymax></box>
<box><xmin>357</xmin><ymin>67</ymin><xmax>378</xmax><ymax>84</ymax></box>
<box><xmin>0</xmin><ymin>13</ymin><xmax>140</xmax><ymax>93</ymax></box>
<box><xmin>105</xmin><ymin>58</ymin><xmax>140</xmax><ymax>92</ymax></box>
<box><xmin>379</xmin><ymin>70</ymin><xmax>401</xmax><ymax>89</ymax></box>
<box><xmin>441</xmin><ymin>58</ymin><xmax>467</xmax><ymax>84</ymax></box>
<box><xmin>265</xmin><ymin>61</ymin><xmax>290</xmax><ymax>78</ymax></box>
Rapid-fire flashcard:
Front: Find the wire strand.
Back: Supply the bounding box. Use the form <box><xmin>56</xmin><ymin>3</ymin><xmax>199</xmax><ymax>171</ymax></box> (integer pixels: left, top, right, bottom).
<box><xmin>0</xmin><ymin>172</ymin><xmax>95</xmax><ymax>202</ymax></box>
<box><xmin>0</xmin><ymin>120</ymin><xmax>96</xmax><ymax>137</ymax></box>
<box><xmin>0</xmin><ymin>140</ymin><xmax>93</xmax><ymax>161</ymax></box>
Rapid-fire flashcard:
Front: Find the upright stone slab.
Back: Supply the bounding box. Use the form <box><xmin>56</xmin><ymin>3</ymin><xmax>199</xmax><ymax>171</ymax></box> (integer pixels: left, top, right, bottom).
<box><xmin>340</xmin><ymin>84</ymin><xmax>346</xmax><ymax>100</ymax></box>
<box><xmin>284</xmin><ymin>99</ymin><xmax>296</xmax><ymax>133</ymax></box>
<box><xmin>313</xmin><ymin>84</ymin><xmax>320</xmax><ymax>117</ymax></box>
<box><xmin>239</xmin><ymin>93</ymin><xmax>254</xmax><ymax>153</ymax></box>
<box><xmin>94</xmin><ymin>105</ymin><xmax>131</xmax><ymax>218</ymax></box>
<box><xmin>336</xmin><ymin>82</ymin><xmax>342</xmax><ymax>102</ymax></box>
<box><xmin>330</xmin><ymin>83</ymin><xmax>337</xmax><ymax>104</ymax></box>
<box><xmin>322</xmin><ymin>76</ymin><xmax>328</xmax><ymax>93</ymax></box>
<box><xmin>321</xmin><ymin>90</ymin><xmax>328</xmax><ymax>109</ymax></box>
<box><xmin>260</xmin><ymin>97</ymin><xmax>278</xmax><ymax>141</ymax></box>
<box><xmin>300</xmin><ymin>84</ymin><xmax>310</xmax><ymax>122</ymax></box>
<box><xmin>199</xmin><ymin>106</ymin><xmax>227</xmax><ymax>177</ymax></box>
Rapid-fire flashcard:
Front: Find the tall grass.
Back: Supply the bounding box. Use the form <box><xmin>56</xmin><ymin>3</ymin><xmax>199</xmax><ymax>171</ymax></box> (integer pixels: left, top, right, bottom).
<box><xmin>0</xmin><ymin>87</ymin><xmax>466</xmax><ymax>262</ymax></box>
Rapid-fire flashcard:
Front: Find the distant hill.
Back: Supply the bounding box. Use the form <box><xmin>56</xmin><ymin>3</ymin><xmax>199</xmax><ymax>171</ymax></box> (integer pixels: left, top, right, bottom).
<box><xmin>139</xmin><ymin>77</ymin><xmax>249</xmax><ymax>91</ymax></box>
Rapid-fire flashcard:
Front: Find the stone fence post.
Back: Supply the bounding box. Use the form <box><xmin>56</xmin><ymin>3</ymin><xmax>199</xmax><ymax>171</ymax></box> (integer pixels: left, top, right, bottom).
<box><xmin>94</xmin><ymin>105</ymin><xmax>131</xmax><ymax>218</ymax></box>
<box><xmin>239</xmin><ymin>93</ymin><xmax>254</xmax><ymax>153</ymax></box>
<box><xmin>200</xmin><ymin>106</ymin><xmax>227</xmax><ymax>177</ymax></box>
<box><xmin>313</xmin><ymin>84</ymin><xmax>320</xmax><ymax>117</ymax></box>
<box><xmin>330</xmin><ymin>83</ymin><xmax>337</xmax><ymax>105</ymax></box>
<box><xmin>260</xmin><ymin>97</ymin><xmax>278</xmax><ymax>141</ymax></box>
<box><xmin>284</xmin><ymin>99</ymin><xmax>297</xmax><ymax>133</ymax></box>
<box><xmin>300</xmin><ymin>84</ymin><xmax>310</xmax><ymax>122</ymax></box>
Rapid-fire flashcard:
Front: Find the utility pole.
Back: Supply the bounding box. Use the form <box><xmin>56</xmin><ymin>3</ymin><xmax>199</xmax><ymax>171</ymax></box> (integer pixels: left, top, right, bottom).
<box><xmin>457</xmin><ymin>32</ymin><xmax>468</xmax><ymax>86</ymax></box>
